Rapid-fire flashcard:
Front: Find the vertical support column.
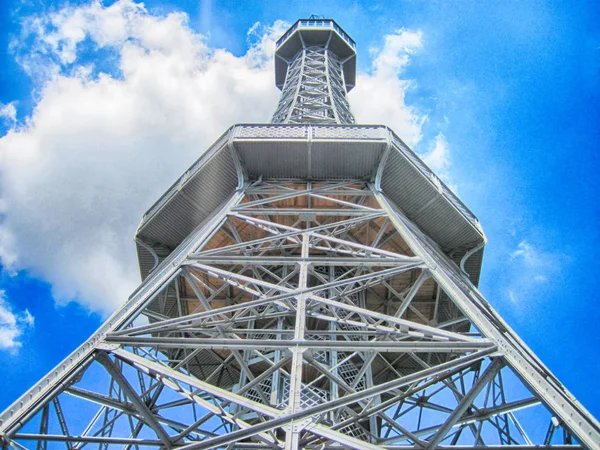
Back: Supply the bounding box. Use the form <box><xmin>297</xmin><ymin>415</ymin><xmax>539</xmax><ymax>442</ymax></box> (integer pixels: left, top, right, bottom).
<box><xmin>271</xmin><ymin>317</ymin><xmax>284</xmax><ymax>406</ymax></box>
<box><xmin>285</xmin><ymin>49</ymin><xmax>306</xmax><ymax>124</ymax></box>
<box><xmin>322</xmin><ymin>49</ymin><xmax>340</xmax><ymax>124</ymax></box>
<box><xmin>365</xmin><ymin>355</ymin><xmax>380</xmax><ymax>441</ymax></box>
<box><xmin>328</xmin><ymin>265</ymin><xmax>339</xmax><ymax>406</ymax></box>
<box><xmin>284</xmin><ymin>234</ymin><xmax>309</xmax><ymax>450</ymax></box>
<box><xmin>271</xmin><ymin>264</ymin><xmax>288</xmax><ymax>408</ymax></box>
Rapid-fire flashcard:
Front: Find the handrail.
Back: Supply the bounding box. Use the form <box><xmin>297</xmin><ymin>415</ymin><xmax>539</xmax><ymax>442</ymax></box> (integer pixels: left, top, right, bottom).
<box><xmin>276</xmin><ymin>19</ymin><xmax>356</xmax><ymax>49</ymax></box>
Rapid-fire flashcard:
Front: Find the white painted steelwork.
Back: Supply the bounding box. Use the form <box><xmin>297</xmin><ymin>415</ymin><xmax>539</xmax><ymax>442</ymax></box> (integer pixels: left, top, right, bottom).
<box><xmin>272</xmin><ymin>17</ymin><xmax>356</xmax><ymax>125</ymax></box>
<box><xmin>1</xmin><ymin>18</ymin><xmax>598</xmax><ymax>450</ymax></box>
<box><xmin>271</xmin><ymin>47</ymin><xmax>355</xmax><ymax>124</ymax></box>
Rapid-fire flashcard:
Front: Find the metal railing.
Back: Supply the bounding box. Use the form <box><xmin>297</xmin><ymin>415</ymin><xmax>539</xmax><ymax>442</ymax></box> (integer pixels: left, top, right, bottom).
<box><xmin>276</xmin><ymin>19</ymin><xmax>356</xmax><ymax>49</ymax></box>
<box><xmin>388</xmin><ymin>131</ymin><xmax>480</xmax><ymax>229</ymax></box>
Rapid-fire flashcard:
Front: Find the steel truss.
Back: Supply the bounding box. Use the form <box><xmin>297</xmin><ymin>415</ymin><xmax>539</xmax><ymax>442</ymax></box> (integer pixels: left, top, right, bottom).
<box><xmin>1</xmin><ymin>180</ymin><xmax>598</xmax><ymax>449</ymax></box>
<box><xmin>271</xmin><ymin>46</ymin><xmax>355</xmax><ymax>125</ymax></box>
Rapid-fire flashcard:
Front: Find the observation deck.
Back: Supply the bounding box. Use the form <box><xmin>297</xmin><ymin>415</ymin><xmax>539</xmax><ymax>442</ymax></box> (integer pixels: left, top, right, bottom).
<box><xmin>135</xmin><ymin>124</ymin><xmax>485</xmax><ymax>284</ymax></box>
<box><xmin>275</xmin><ymin>18</ymin><xmax>356</xmax><ymax>91</ymax></box>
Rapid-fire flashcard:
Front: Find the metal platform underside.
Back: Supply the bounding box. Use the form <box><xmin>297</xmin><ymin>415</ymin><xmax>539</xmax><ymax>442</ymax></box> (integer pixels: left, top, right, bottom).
<box><xmin>135</xmin><ymin>124</ymin><xmax>485</xmax><ymax>284</ymax></box>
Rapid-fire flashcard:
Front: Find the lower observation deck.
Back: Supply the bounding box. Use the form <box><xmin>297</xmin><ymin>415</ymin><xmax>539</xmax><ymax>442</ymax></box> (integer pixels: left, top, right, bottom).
<box><xmin>135</xmin><ymin>124</ymin><xmax>485</xmax><ymax>285</ymax></box>
<box><xmin>135</xmin><ymin>178</ymin><xmax>474</xmax><ymax>416</ymax></box>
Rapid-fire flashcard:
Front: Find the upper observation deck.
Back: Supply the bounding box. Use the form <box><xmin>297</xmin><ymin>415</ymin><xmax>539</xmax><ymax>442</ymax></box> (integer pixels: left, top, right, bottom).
<box><xmin>272</xmin><ymin>19</ymin><xmax>357</xmax><ymax>124</ymax></box>
<box><xmin>274</xmin><ymin>18</ymin><xmax>356</xmax><ymax>92</ymax></box>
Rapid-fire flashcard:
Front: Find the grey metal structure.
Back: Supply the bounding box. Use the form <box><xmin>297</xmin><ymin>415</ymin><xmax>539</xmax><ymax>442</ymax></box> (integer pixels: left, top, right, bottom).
<box><xmin>271</xmin><ymin>19</ymin><xmax>355</xmax><ymax>125</ymax></box>
<box><xmin>1</xmin><ymin>18</ymin><xmax>598</xmax><ymax>450</ymax></box>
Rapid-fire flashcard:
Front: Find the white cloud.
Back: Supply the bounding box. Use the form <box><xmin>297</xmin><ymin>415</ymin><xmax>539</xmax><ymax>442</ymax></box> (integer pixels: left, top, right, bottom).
<box><xmin>510</xmin><ymin>240</ymin><xmax>555</xmax><ymax>270</ymax></box>
<box><xmin>0</xmin><ymin>1</ymin><xmax>429</xmax><ymax>316</ymax></box>
<box><xmin>0</xmin><ymin>103</ymin><xmax>17</xmax><ymax>126</ymax></box>
<box><xmin>422</xmin><ymin>133</ymin><xmax>450</xmax><ymax>174</ymax></box>
<box><xmin>421</xmin><ymin>133</ymin><xmax>460</xmax><ymax>194</ymax></box>
<box><xmin>0</xmin><ymin>1</ymin><xmax>283</xmax><ymax>315</ymax></box>
<box><xmin>505</xmin><ymin>239</ymin><xmax>570</xmax><ymax>305</ymax></box>
<box><xmin>0</xmin><ymin>290</ymin><xmax>34</xmax><ymax>352</ymax></box>
<box><xmin>349</xmin><ymin>29</ymin><xmax>425</xmax><ymax>147</ymax></box>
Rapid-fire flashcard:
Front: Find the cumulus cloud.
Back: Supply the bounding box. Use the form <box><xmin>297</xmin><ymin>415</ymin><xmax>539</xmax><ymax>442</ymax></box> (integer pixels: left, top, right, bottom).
<box><xmin>349</xmin><ymin>29</ymin><xmax>425</xmax><ymax>147</ymax></box>
<box><xmin>510</xmin><ymin>240</ymin><xmax>556</xmax><ymax>274</ymax></box>
<box><xmin>0</xmin><ymin>290</ymin><xmax>34</xmax><ymax>352</ymax></box>
<box><xmin>0</xmin><ymin>0</ymin><xmax>429</xmax><ymax>316</ymax></box>
<box><xmin>422</xmin><ymin>133</ymin><xmax>450</xmax><ymax>173</ymax></box>
<box><xmin>0</xmin><ymin>0</ymin><xmax>283</xmax><ymax>315</ymax></box>
<box><xmin>0</xmin><ymin>103</ymin><xmax>17</xmax><ymax>126</ymax></box>
<box><xmin>421</xmin><ymin>132</ymin><xmax>458</xmax><ymax>191</ymax></box>
<box><xmin>506</xmin><ymin>240</ymin><xmax>569</xmax><ymax>304</ymax></box>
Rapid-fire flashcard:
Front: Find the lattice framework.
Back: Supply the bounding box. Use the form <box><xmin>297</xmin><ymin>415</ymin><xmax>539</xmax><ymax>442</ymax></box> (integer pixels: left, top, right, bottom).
<box><xmin>1</xmin><ymin>180</ymin><xmax>596</xmax><ymax>449</ymax></box>
<box><xmin>272</xmin><ymin>47</ymin><xmax>355</xmax><ymax>125</ymax></box>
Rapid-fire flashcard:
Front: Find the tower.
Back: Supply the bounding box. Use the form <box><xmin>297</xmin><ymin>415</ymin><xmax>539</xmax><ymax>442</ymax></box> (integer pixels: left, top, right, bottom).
<box><xmin>1</xmin><ymin>16</ymin><xmax>598</xmax><ymax>449</ymax></box>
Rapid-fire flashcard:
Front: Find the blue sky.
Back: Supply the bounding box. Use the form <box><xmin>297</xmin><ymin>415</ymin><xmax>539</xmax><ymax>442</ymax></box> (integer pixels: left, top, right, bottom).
<box><xmin>0</xmin><ymin>0</ymin><xmax>598</xmax><ymax>422</ymax></box>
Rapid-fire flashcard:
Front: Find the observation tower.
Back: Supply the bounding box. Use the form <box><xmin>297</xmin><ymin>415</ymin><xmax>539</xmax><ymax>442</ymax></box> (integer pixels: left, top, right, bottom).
<box><xmin>1</xmin><ymin>18</ymin><xmax>599</xmax><ymax>450</ymax></box>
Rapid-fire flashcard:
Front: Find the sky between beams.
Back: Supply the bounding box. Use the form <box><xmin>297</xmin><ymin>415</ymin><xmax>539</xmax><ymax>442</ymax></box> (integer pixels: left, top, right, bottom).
<box><xmin>0</xmin><ymin>0</ymin><xmax>599</xmax><ymax>419</ymax></box>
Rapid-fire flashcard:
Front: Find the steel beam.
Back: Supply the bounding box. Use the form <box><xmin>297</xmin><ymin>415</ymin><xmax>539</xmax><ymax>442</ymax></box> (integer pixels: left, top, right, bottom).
<box><xmin>373</xmin><ymin>187</ymin><xmax>600</xmax><ymax>447</ymax></box>
<box><xmin>105</xmin><ymin>337</ymin><xmax>494</xmax><ymax>353</ymax></box>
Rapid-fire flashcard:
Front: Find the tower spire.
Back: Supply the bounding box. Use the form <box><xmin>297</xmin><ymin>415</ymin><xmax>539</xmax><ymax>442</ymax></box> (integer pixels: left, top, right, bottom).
<box><xmin>271</xmin><ymin>19</ymin><xmax>356</xmax><ymax>124</ymax></box>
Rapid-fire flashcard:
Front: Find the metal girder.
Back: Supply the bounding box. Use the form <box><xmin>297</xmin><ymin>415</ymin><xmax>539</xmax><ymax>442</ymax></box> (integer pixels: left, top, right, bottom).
<box><xmin>186</xmin><ymin>256</ymin><xmax>407</xmax><ymax>266</ymax></box>
<box><xmin>11</xmin><ymin>434</ymin><xmax>163</xmax><ymax>446</ymax></box>
<box><xmin>109</xmin><ymin>347</ymin><xmax>282</xmax><ymax>447</ymax></box>
<box><xmin>106</xmin><ymin>337</ymin><xmax>495</xmax><ymax>353</ymax></box>
<box><xmin>272</xmin><ymin>46</ymin><xmax>355</xmax><ymax>125</ymax></box>
<box><xmin>426</xmin><ymin>359</ymin><xmax>504</xmax><ymax>448</ymax></box>
<box><xmin>95</xmin><ymin>352</ymin><xmax>174</xmax><ymax>448</ymax></box>
<box><xmin>231</xmin><ymin>208</ymin><xmax>375</xmax><ymax>216</ymax></box>
<box><xmin>372</xmin><ymin>187</ymin><xmax>600</xmax><ymax>448</ymax></box>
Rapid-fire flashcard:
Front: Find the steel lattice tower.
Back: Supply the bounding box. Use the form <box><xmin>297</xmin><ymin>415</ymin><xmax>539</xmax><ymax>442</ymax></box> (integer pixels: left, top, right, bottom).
<box><xmin>1</xmin><ymin>18</ymin><xmax>599</xmax><ymax>450</ymax></box>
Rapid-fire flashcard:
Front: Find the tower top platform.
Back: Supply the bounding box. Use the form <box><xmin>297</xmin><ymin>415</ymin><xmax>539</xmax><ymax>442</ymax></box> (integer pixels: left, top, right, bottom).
<box><xmin>275</xmin><ymin>18</ymin><xmax>356</xmax><ymax>92</ymax></box>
